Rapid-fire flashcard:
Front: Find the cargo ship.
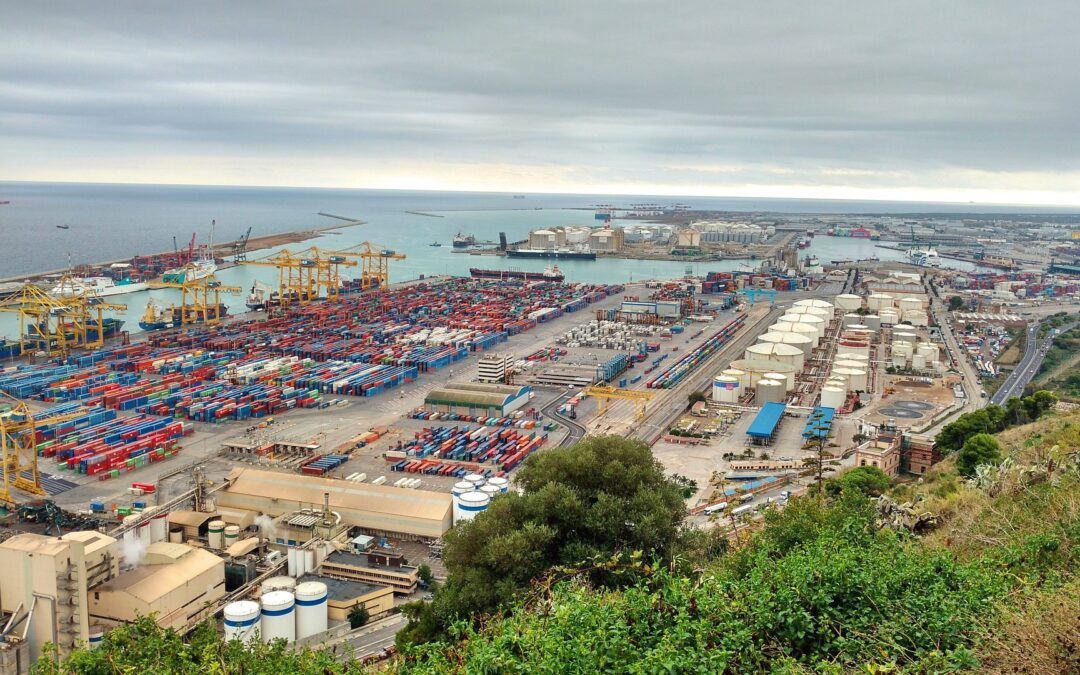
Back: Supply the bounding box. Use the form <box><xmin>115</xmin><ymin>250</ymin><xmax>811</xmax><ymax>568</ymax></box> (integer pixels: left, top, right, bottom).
<box><xmin>506</xmin><ymin>248</ymin><xmax>596</xmax><ymax>260</ymax></box>
<box><xmin>452</xmin><ymin>232</ymin><xmax>476</xmax><ymax>248</ymax></box>
<box><xmin>470</xmin><ymin>265</ymin><xmax>564</xmax><ymax>283</ymax></box>
<box><xmin>139</xmin><ymin>301</ymin><xmax>228</xmax><ymax>331</ymax></box>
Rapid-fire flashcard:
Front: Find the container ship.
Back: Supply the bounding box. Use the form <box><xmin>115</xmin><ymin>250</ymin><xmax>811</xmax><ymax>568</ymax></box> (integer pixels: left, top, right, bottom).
<box><xmin>452</xmin><ymin>232</ymin><xmax>476</xmax><ymax>248</ymax></box>
<box><xmin>139</xmin><ymin>302</ymin><xmax>228</xmax><ymax>331</ymax></box>
<box><xmin>506</xmin><ymin>248</ymin><xmax>596</xmax><ymax>260</ymax></box>
<box><xmin>470</xmin><ymin>265</ymin><xmax>564</xmax><ymax>283</ymax></box>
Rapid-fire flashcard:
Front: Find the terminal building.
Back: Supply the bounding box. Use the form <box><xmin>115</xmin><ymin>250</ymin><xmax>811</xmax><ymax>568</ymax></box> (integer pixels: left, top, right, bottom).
<box><xmin>477</xmin><ymin>353</ymin><xmax>513</xmax><ymax>383</ymax></box>
<box><xmin>423</xmin><ymin>382</ymin><xmax>532</xmax><ymax>418</ymax></box>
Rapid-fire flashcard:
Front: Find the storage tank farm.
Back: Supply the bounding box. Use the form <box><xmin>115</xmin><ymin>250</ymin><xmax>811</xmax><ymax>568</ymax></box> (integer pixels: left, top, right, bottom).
<box><xmin>453</xmin><ymin>490</ymin><xmax>491</xmax><ymax>525</ymax></box>
<box><xmin>487</xmin><ymin>476</ymin><xmax>510</xmax><ymax>493</ymax></box>
<box><xmin>713</xmin><ymin>375</ymin><xmax>740</xmax><ymax>403</ymax></box>
<box><xmin>295</xmin><ymin>581</ymin><xmax>329</xmax><ymax>640</ymax></box>
<box><xmin>260</xmin><ymin>590</ymin><xmax>296</xmax><ymax>643</ymax></box>
<box><xmin>224</xmin><ymin>600</ymin><xmax>261</xmax><ymax>642</ymax></box>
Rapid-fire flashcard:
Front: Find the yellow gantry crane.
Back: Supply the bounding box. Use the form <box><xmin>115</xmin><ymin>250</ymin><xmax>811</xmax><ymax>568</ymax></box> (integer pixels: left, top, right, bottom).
<box><xmin>584</xmin><ymin>386</ymin><xmax>656</xmax><ymax>420</ymax></box>
<box><xmin>0</xmin><ymin>397</ymin><xmax>88</xmax><ymax>505</ymax></box>
<box><xmin>241</xmin><ymin>244</ymin><xmax>405</xmax><ymax>305</ymax></box>
<box><xmin>0</xmin><ymin>280</ymin><xmax>127</xmax><ymax>358</ymax></box>
<box><xmin>148</xmin><ymin>266</ymin><xmax>241</xmax><ymax>326</ymax></box>
<box><xmin>357</xmin><ymin>242</ymin><xmax>406</xmax><ymax>290</ymax></box>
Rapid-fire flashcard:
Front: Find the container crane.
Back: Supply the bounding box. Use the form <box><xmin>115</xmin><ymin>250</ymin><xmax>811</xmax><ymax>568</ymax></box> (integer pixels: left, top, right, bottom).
<box><xmin>232</xmin><ymin>226</ymin><xmax>253</xmax><ymax>263</ymax></box>
<box><xmin>148</xmin><ymin>266</ymin><xmax>241</xmax><ymax>326</ymax></box>
<box><xmin>241</xmin><ymin>247</ymin><xmax>359</xmax><ymax>307</ymax></box>
<box><xmin>357</xmin><ymin>242</ymin><xmax>406</xmax><ymax>290</ymax></box>
<box><xmin>0</xmin><ymin>281</ymin><xmax>127</xmax><ymax>357</ymax></box>
<box><xmin>0</xmin><ymin>397</ymin><xmax>88</xmax><ymax>506</ymax></box>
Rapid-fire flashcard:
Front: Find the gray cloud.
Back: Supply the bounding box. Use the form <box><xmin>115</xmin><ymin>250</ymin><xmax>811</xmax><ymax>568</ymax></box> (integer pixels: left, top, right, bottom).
<box><xmin>3</xmin><ymin>1</ymin><xmax>1079</xmax><ymax>199</ymax></box>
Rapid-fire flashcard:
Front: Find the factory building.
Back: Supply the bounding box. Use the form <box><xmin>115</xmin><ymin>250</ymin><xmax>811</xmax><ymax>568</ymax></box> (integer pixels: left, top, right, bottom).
<box><xmin>423</xmin><ymin>382</ymin><xmax>532</xmax><ymax>418</ymax></box>
<box><xmin>319</xmin><ymin>549</ymin><xmax>420</xmax><ymax>595</ymax></box>
<box><xmin>295</xmin><ymin>575</ymin><xmax>394</xmax><ymax>622</ymax></box>
<box><xmin>854</xmin><ymin>433</ymin><xmax>902</xmax><ymax>477</ymax></box>
<box><xmin>477</xmin><ymin>352</ymin><xmax>513</xmax><ymax>383</ymax></box>
<box><xmin>217</xmin><ymin>468</ymin><xmax>454</xmax><ymax>540</ymax></box>
<box><xmin>589</xmin><ymin>226</ymin><xmax>625</xmax><ymax>252</ymax></box>
<box><xmin>88</xmin><ymin>543</ymin><xmax>226</xmax><ymax>631</ymax></box>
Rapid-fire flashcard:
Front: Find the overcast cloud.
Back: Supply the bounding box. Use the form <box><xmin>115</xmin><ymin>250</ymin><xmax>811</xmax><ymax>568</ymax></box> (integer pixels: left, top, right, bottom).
<box><xmin>3</xmin><ymin>1</ymin><xmax>1080</xmax><ymax>203</ymax></box>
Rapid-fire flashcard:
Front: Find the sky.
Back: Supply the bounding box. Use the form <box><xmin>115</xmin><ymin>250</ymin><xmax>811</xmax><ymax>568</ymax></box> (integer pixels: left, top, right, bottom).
<box><xmin>3</xmin><ymin>1</ymin><xmax>1080</xmax><ymax>205</ymax></box>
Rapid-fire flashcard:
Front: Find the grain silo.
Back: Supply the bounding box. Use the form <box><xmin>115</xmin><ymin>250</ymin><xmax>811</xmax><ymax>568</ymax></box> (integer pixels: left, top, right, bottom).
<box><xmin>224</xmin><ymin>600</ymin><xmax>261</xmax><ymax>642</ymax></box>
<box><xmin>453</xmin><ymin>491</ymin><xmax>491</xmax><ymax>525</ymax></box>
<box><xmin>260</xmin><ymin>591</ymin><xmax>296</xmax><ymax>643</ymax></box>
<box><xmin>294</xmin><ymin>581</ymin><xmax>329</xmax><ymax>640</ymax></box>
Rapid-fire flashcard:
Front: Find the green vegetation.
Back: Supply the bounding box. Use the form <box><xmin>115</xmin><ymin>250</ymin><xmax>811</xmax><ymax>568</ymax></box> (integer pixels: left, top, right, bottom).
<box><xmin>396</xmin><ymin>435</ymin><xmax>687</xmax><ymax>648</ymax></box>
<box><xmin>1036</xmin><ymin>311</ymin><xmax>1073</xmax><ymax>338</ymax></box>
<box><xmin>823</xmin><ymin>464</ymin><xmax>891</xmax><ymax>496</ymax></box>
<box><xmin>348</xmin><ymin>604</ymin><xmax>370</xmax><ymax>629</ymax></box>
<box><xmin>948</xmin><ymin>295</ymin><xmax>965</xmax><ymax>311</ymax></box>
<box><xmin>1033</xmin><ymin>326</ymin><xmax>1080</xmax><ymax>399</ymax></box>
<box><xmin>936</xmin><ymin>392</ymin><xmax>1055</xmax><ymax>454</ymax></box>
<box><xmin>416</xmin><ymin>563</ymin><xmax>433</xmax><ymax>586</ymax></box>
<box><xmin>687</xmin><ymin>390</ymin><xmax>708</xmax><ymax>404</ymax></box>
<box><xmin>956</xmin><ymin>433</ymin><xmax>1002</xmax><ymax>477</ymax></box>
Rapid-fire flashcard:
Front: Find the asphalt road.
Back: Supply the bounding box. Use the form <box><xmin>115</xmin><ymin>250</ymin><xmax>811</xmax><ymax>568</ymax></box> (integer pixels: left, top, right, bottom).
<box><xmin>991</xmin><ymin>321</ymin><xmax>1076</xmax><ymax>405</ymax></box>
<box><xmin>540</xmin><ymin>390</ymin><xmax>587</xmax><ymax>446</ymax></box>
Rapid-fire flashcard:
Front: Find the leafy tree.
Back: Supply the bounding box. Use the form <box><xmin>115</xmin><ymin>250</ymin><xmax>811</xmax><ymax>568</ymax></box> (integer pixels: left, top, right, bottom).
<box><xmin>1006</xmin><ymin>397</ymin><xmax>1029</xmax><ymax>426</ymax></box>
<box><xmin>417</xmin><ymin>563</ymin><xmax>434</xmax><ymax>586</ymax></box>
<box><xmin>956</xmin><ymin>433</ymin><xmax>1002</xmax><ymax>477</ymax></box>
<box><xmin>403</xmin><ymin>436</ymin><xmax>686</xmax><ymax>646</ymax></box>
<box><xmin>937</xmin><ymin>405</ymin><xmax>1007</xmax><ymax>453</ymax></box>
<box><xmin>948</xmin><ymin>295</ymin><xmax>965</xmax><ymax>311</ymax></box>
<box><xmin>826</xmin><ymin>465</ymin><xmax>891</xmax><ymax>497</ymax></box>
<box><xmin>688</xmin><ymin>390</ymin><xmax>707</xmax><ymax>404</ymax></box>
<box><xmin>348</xmin><ymin>603</ymin><xmax>370</xmax><ymax>629</ymax></box>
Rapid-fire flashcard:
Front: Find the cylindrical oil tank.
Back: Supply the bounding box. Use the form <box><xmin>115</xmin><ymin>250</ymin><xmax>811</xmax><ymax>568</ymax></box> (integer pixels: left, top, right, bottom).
<box><xmin>451</xmin><ymin>481</ymin><xmax>473</xmax><ymax>497</ymax></box>
<box><xmin>464</xmin><ymin>473</ymin><xmax>486</xmax><ymax>489</ymax></box>
<box><xmin>224</xmin><ymin>525</ymin><xmax>240</xmax><ymax>548</ymax></box>
<box><xmin>208</xmin><ymin>520</ymin><xmax>225</xmax><ymax>549</ymax></box>
<box><xmin>787</xmin><ymin>305</ymin><xmax>833</xmax><ymax>321</ymax></box>
<box><xmin>224</xmin><ymin>600</ymin><xmax>261</xmax><ymax>642</ymax></box>
<box><xmin>454</xmin><ymin>491</ymin><xmax>491</xmax><ymax>525</ymax></box>
<box><xmin>480</xmin><ymin>484</ymin><xmax>502</xmax><ymax>499</ymax></box>
<box><xmin>834</xmin><ymin>367</ymin><xmax>867</xmax><ymax>391</ymax></box>
<box><xmin>304</xmin><ymin>549</ymin><xmax>315</xmax><ymax>575</ymax></box>
<box><xmin>862</xmin><ymin>315</ymin><xmax>881</xmax><ymax>331</ymax></box>
<box><xmin>794</xmin><ymin>299</ymin><xmax>835</xmax><ymax>311</ymax></box>
<box><xmin>758</xmin><ymin>331</ymin><xmax>814</xmax><ymax>356</ymax></box>
<box><xmin>834</xmin><ymin>294</ymin><xmax>863</xmax><ymax>311</ymax></box>
<box><xmin>835</xmin><ymin>352</ymin><xmax>869</xmax><ymax>364</ymax></box>
<box><xmin>820</xmin><ymin>386</ymin><xmax>846</xmax><ymax>408</ymax></box>
<box><xmin>834</xmin><ymin>359</ymin><xmax>866</xmax><ymax>370</ymax></box>
<box><xmin>897</xmin><ymin>297</ymin><xmax>923</xmax><ymax>313</ymax></box>
<box><xmin>755</xmin><ymin>379</ymin><xmax>786</xmax><ymax>405</ymax></box>
<box><xmin>917</xmin><ymin>343</ymin><xmax>939</xmax><ymax>360</ymax></box>
<box><xmin>88</xmin><ymin>626</ymin><xmax>104</xmax><ymax>650</ymax></box>
<box><xmin>722</xmin><ymin>367</ymin><xmax>746</xmax><ymax>380</ymax></box>
<box><xmin>893</xmin><ymin>331</ymin><xmax>917</xmax><ymax>343</ymax></box>
<box><xmin>763</xmin><ymin>372</ymin><xmax>794</xmax><ymax>392</ymax></box>
<box><xmin>779</xmin><ymin>313</ymin><xmax>826</xmax><ymax>337</ymax></box>
<box><xmin>903</xmin><ymin>310</ymin><xmax>929</xmax><ymax>326</ymax></box>
<box><xmin>729</xmin><ymin>359</ymin><xmax>798</xmax><ymax>390</ymax></box>
<box><xmin>867</xmin><ymin>293</ymin><xmax>894</xmax><ymax>310</ymax></box>
<box><xmin>837</xmin><ymin>340</ymin><xmax>869</xmax><ymax>358</ymax></box>
<box><xmin>912</xmin><ymin>353</ymin><xmax>927</xmax><ymax>370</ymax></box>
<box><xmin>294</xmin><ymin>581</ymin><xmax>329</xmax><ymax>640</ymax></box>
<box><xmin>879</xmin><ymin>309</ymin><xmax>900</xmax><ymax>325</ymax></box>
<box><xmin>848</xmin><ymin>324</ymin><xmax>870</xmax><ymax>333</ymax></box>
<box><xmin>487</xmin><ymin>476</ymin><xmax>510</xmax><ymax>493</ymax></box>
<box><xmin>713</xmin><ymin>375</ymin><xmax>741</xmax><ymax>403</ymax></box>
<box><xmin>842</xmin><ymin>313</ymin><xmax>862</xmax><ymax>328</ymax></box>
<box><xmin>260</xmin><ymin>591</ymin><xmax>296</xmax><ymax>643</ymax></box>
<box><xmin>261</xmin><ymin>576</ymin><xmax>296</xmax><ymax>596</ymax></box>
<box><xmin>892</xmin><ymin>353</ymin><xmax>908</xmax><ymax>368</ymax></box>
<box><xmin>744</xmin><ymin>342</ymin><xmax>805</xmax><ymax>370</ymax></box>
<box><xmin>772</xmin><ymin>321</ymin><xmax>820</xmax><ymax>347</ymax></box>
<box><xmin>168</xmin><ymin>527</ymin><xmax>183</xmax><ymax>544</ymax></box>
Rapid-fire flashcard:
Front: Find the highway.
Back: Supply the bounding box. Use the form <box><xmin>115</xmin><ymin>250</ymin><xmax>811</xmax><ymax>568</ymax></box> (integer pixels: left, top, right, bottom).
<box><xmin>991</xmin><ymin>321</ymin><xmax>1076</xmax><ymax>405</ymax></box>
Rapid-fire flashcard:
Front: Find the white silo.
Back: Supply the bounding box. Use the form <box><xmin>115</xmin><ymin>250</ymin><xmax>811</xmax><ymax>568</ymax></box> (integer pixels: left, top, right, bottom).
<box><xmin>260</xmin><ymin>591</ymin><xmax>296</xmax><ymax>643</ymax></box>
<box><xmin>755</xmin><ymin>379</ymin><xmax>786</xmax><ymax>404</ymax></box>
<box><xmin>261</xmin><ymin>576</ymin><xmax>296</xmax><ymax>596</ymax></box>
<box><xmin>879</xmin><ymin>309</ymin><xmax>900</xmax><ymax>325</ymax></box>
<box><xmin>730</xmin><ymin>359</ymin><xmax>798</xmax><ymax>390</ymax></box>
<box><xmin>713</xmin><ymin>375</ymin><xmax>740</xmax><ymax>403</ymax></box>
<box><xmin>892</xmin><ymin>353</ymin><xmax>908</xmax><ymax>368</ymax></box>
<box><xmin>835</xmin><ymin>352</ymin><xmax>869</xmax><ymax>365</ymax></box>
<box><xmin>763</xmin><ymin>372</ymin><xmax>793</xmax><ymax>392</ymax></box>
<box><xmin>451</xmin><ymin>481</ymin><xmax>473</xmax><ymax>497</ymax></box>
<box><xmin>208</xmin><ymin>520</ymin><xmax>225</xmax><ymax>549</ymax></box>
<box><xmin>722</xmin><ymin>367</ymin><xmax>746</xmax><ymax>382</ymax></box>
<box><xmin>834</xmin><ymin>294</ymin><xmax>863</xmax><ymax>311</ymax></box>
<box><xmin>224</xmin><ymin>525</ymin><xmax>240</xmax><ymax>549</ymax></box>
<box><xmin>834</xmin><ymin>367</ymin><xmax>867</xmax><ymax>391</ymax></box>
<box><xmin>917</xmin><ymin>343</ymin><xmax>939</xmax><ymax>361</ymax></box>
<box><xmin>867</xmin><ymin>293</ymin><xmax>894</xmax><ymax>311</ymax></box>
<box><xmin>837</xmin><ymin>340</ymin><xmax>870</xmax><ymax>358</ymax></box>
<box><xmin>291</xmin><ymin>547</ymin><xmax>307</xmax><ymax>577</ymax></box>
<box><xmin>820</xmin><ymin>386</ymin><xmax>846</xmax><ymax>409</ymax></box>
<box><xmin>480</xmin><ymin>484</ymin><xmax>502</xmax><ymax>499</ymax></box>
<box><xmin>834</xmin><ymin>359</ymin><xmax>867</xmax><ymax>370</ymax></box>
<box><xmin>897</xmin><ymin>297</ymin><xmax>923</xmax><ymax>313</ymax></box>
<box><xmin>224</xmin><ymin>600</ymin><xmax>261</xmax><ymax>642</ymax></box>
<box><xmin>464</xmin><ymin>473</ymin><xmax>486</xmax><ymax>489</ymax></box>
<box><xmin>773</xmin><ymin>321</ymin><xmax>820</xmax><ymax>347</ymax></box>
<box><xmin>903</xmin><ymin>311</ymin><xmax>929</xmax><ymax>327</ymax></box>
<box><xmin>487</xmin><ymin>476</ymin><xmax>510</xmax><ymax>493</ymax></box>
<box><xmin>758</xmin><ymin>331</ymin><xmax>813</xmax><ymax>356</ymax></box>
<box><xmin>150</xmin><ymin>512</ymin><xmax>168</xmax><ymax>544</ymax></box>
<box><xmin>862</xmin><ymin>315</ymin><xmax>882</xmax><ymax>331</ymax></box>
<box><xmin>780</xmin><ymin>313</ymin><xmax>826</xmax><ymax>338</ymax></box>
<box><xmin>744</xmin><ymin>342</ymin><xmax>804</xmax><ymax>370</ymax></box>
<box><xmin>168</xmin><ymin>527</ymin><xmax>184</xmax><ymax>544</ymax></box>
<box><xmin>912</xmin><ymin>353</ymin><xmax>927</xmax><ymax>370</ymax></box>
<box><xmin>304</xmin><ymin>549</ymin><xmax>316</xmax><ymax>575</ymax></box>
<box><xmin>294</xmin><ymin>581</ymin><xmax>329</xmax><ymax>640</ymax></box>
<box><xmin>842</xmin><ymin>313</ymin><xmax>862</xmax><ymax>328</ymax></box>
<box><xmin>454</xmin><ymin>491</ymin><xmax>491</xmax><ymax>525</ymax></box>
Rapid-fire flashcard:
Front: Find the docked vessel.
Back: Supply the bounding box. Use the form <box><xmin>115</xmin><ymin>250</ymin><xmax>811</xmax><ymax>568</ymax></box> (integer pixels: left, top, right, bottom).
<box><xmin>452</xmin><ymin>232</ymin><xmax>476</xmax><ymax>248</ymax></box>
<box><xmin>162</xmin><ymin>258</ymin><xmax>216</xmax><ymax>284</ymax></box>
<box><xmin>139</xmin><ymin>301</ymin><xmax>228</xmax><ymax>331</ymax></box>
<box><xmin>470</xmin><ymin>265</ymin><xmax>564</xmax><ymax>283</ymax></box>
<box><xmin>506</xmin><ymin>248</ymin><xmax>596</xmax><ymax>260</ymax></box>
<box><xmin>0</xmin><ymin>338</ymin><xmax>22</xmax><ymax>359</ymax></box>
<box><xmin>49</xmin><ymin>276</ymin><xmax>147</xmax><ymax>298</ymax></box>
<box><xmin>906</xmin><ymin>246</ymin><xmax>941</xmax><ymax>268</ymax></box>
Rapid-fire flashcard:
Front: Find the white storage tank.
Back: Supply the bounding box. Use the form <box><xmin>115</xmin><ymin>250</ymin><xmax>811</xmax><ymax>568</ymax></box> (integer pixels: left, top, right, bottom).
<box><xmin>820</xmin><ymin>386</ymin><xmax>846</xmax><ymax>409</ymax></box>
<box><xmin>224</xmin><ymin>600</ymin><xmax>261</xmax><ymax>642</ymax></box>
<box><xmin>88</xmin><ymin>626</ymin><xmax>104</xmax><ymax>650</ymax></box>
<box><xmin>794</xmin><ymin>299</ymin><xmax>835</xmax><ymax>311</ymax></box>
<box><xmin>294</xmin><ymin>581</ymin><xmax>329</xmax><ymax>640</ymax></box>
<box><xmin>764</xmin><ymin>372</ymin><xmax>794</xmax><ymax>392</ymax></box>
<box><xmin>917</xmin><ymin>343</ymin><xmax>939</xmax><ymax>361</ymax></box>
<box><xmin>834</xmin><ymin>367</ymin><xmax>867</xmax><ymax>391</ymax></box>
<box><xmin>779</xmin><ymin>313</ymin><xmax>826</xmax><ymax>337</ymax></box>
<box><xmin>758</xmin><ymin>331</ymin><xmax>814</xmax><ymax>356</ymax></box>
<box><xmin>464</xmin><ymin>473</ymin><xmax>486</xmax><ymax>489</ymax></box>
<box><xmin>479</xmin><ymin>484</ymin><xmax>502</xmax><ymax>499</ymax></box>
<box><xmin>729</xmin><ymin>359</ymin><xmax>798</xmax><ymax>390</ymax></box>
<box><xmin>834</xmin><ymin>359</ymin><xmax>866</xmax><ymax>370</ymax></box>
<box><xmin>837</xmin><ymin>340</ymin><xmax>870</xmax><ymax>358</ymax></box>
<box><xmin>842</xmin><ymin>313</ymin><xmax>862</xmax><ymax>328</ymax></box>
<box><xmin>912</xmin><ymin>353</ymin><xmax>927</xmax><ymax>370</ymax></box>
<box><xmin>261</xmin><ymin>576</ymin><xmax>297</xmax><ymax>596</ymax></box>
<box><xmin>893</xmin><ymin>331</ymin><xmax>918</xmax><ymax>344</ymax></box>
<box><xmin>721</xmin><ymin>368</ymin><xmax>746</xmax><ymax>381</ymax></box>
<box><xmin>744</xmin><ymin>342</ymin><xmax>805</xmax><ymax>370</ymax></box>
<box><xmin>862</xmin><ymin>315</ymin><xmax>882</xmax><ymax>331</ymax></box>
<box><xmin>892</xmin><ymin>353</ymin><xmax>908</xmax><ymax>368</ymax></box>
<box><xmin>150</xmin><ymin>512</ymin><xmax>168</xmax><ymax>544</ymax></box>
<box><xmin>834</xmin><ymin>294</ymin><xmax>863</xmax><ymax>311</ymax></box>
<box><xmin>787</xmin><ymin>305</ymin><xmax>833</xmax><ymax>320</ymax></box>
<box><xmin>835</xmin><ymin>352</ymin><xmax>869</xmax><ymax>364</ymax></box>
<box><xmin>224</xmin><ymin>525</ymin><xmax>240</xmax><ymax>548</ymax></box>
<box><xmin>713</xmin><ymin>375</ymin><xmax>741</xmax><ymax>403</ymax></box>
<box><xmin>755</xmin><ymin>379</ymin><xmax>786</xmax><ymax>405</ymax></box>
<box><xmin>772</xmin><ymin>321</ymin><xmax>820</xmax><ymax>347</ymax></box>
<box><xmin>897</xmin><ymin>297</ymin><xmax>923</xmax><ymax>313</ymax></box>
<box><xmin>879</xmin><ymin>309</ymin><xmax>900</xmax><ymax>325</ymax></box>
<box><xmin>454</xmin><ymin>491</ymin><xmax>491</xmax><ymax>524</ymax></box>
<box><xmin>451</xmin><ymin>481</ymin><xmax>473</xmax><ymax>497</ymax></box>
<box><xmin>260</xmin><ymin>591</ymin><xmax>296</xmax><ymax>643</ymax></box>
<box><xmin>168</xmin><ymin>527</ymin><xmax>184</xmax><ymax>544</ymax></box>
<box><xmin>487</xmin><ymin>476</ymin><xmax>510</xmax><ymax>493</ymax></box>
<box><xmin>304</xmin><ymin>549</ymin><xmax>315</xmax><ymax>575</ymax></box>
<box><xmin>208</xmin><ymin>520</ymin><xmax>226</xmax><ymax>549</ymax></box>
<box><xmin>903</xmin><ymin>311</ymin><xmax>929</xmax><ymax>327</ymax></box>
<box><xmin>867</xmin><ymin>293</ymin><xmax>894</xmax><ymax>311</ymax></box>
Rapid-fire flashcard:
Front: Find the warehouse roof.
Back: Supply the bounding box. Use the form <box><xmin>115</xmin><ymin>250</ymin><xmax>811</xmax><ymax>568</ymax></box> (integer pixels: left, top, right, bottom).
<box><xmin>168</xmin><ymin>510</ymin><xmax>217</xmax><ymax>527</ymax></box>
<box><xmin>747</xmin><ymin>402</ymin><xmax>787</xmax><ymax>438</ymax></box>
<box><xmin>446</xmin><ymin>382</ymin><xmax>530</xmax><ymax>397</ymax></box>
<box><xmin>219</xmin><ymin>468</ymin><xmax>452</xmax><ymax>538</ymax></box>
<box><xmin>94</xmin><ymin>545</ymin><xmax>222</xmax><ymax>604</ymax></box>
<box><xmin>425</xmin><ymin>388</ymin><xmax>513</xmax><ymax>408</ymax></box>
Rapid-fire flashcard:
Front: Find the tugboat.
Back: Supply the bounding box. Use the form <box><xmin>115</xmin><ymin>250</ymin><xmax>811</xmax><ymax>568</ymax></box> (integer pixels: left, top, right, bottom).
<box><xmin>429</xmin><ymin>241</ymin><xmax>443</xmax><ymax>247</ymax></box>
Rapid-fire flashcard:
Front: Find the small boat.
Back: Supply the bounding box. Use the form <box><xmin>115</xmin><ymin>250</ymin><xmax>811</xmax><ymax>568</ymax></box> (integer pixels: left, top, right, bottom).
<box><xmin>429</xmin><ymin>242</ymin><xmax>443</xmax><ymax>247</ymax></box>
<box><xmin>56</xmin><ymin>224</ymin><xmax>70</xmax><ymax>230</ymax></box>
